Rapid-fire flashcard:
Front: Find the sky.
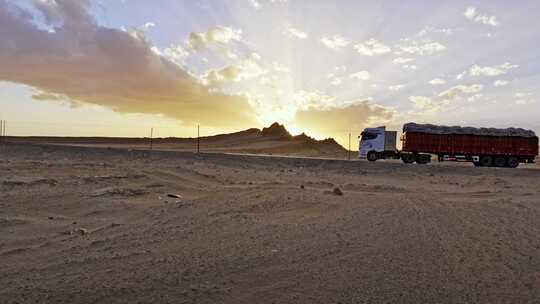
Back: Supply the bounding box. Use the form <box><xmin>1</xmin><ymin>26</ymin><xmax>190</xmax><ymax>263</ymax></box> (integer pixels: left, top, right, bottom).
<box><xmin>1</xmin><ymin>0</ymin><xmax>539</xmax><ymax>149</ymax></box>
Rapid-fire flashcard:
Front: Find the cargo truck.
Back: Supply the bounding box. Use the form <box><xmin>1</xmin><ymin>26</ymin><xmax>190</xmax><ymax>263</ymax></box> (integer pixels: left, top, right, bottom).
<box><xmin>359</xmin><ymin>123</ymin><xmax>538</xmax><ymax>168</ymax></box>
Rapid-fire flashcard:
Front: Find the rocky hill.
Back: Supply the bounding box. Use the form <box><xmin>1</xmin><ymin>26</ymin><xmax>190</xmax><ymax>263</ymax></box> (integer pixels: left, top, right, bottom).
<box><xmin>5</xmin><ymin>123</ymin><xmax>349</xmax><ymax>158</ymax></box>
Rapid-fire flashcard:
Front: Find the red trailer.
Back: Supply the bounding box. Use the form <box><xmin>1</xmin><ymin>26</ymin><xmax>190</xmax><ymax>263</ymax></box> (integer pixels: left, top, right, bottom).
<box><xmin>359</xmin><ymin>123</ymin><xmax>538</xmax><ymax>168</ymax></box>
<box><xmin>401</xmin><ymin>132</ymin><xmax>538</xmax><ymax>167</ymax></box>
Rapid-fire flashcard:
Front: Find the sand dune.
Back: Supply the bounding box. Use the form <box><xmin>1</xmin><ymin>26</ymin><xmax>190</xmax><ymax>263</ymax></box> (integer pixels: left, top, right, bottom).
<box><xmin>1</xmin><ymin>143</ymin><xmax>539</xmax><ymax>303</ymax></box>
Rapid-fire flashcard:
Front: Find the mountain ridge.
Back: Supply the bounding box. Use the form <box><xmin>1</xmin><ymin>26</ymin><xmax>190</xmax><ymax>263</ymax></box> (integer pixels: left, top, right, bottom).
<box><xmin>4</xmin><ymin>122</ymin><xmax>349</xmax><ymax>158</ymax></box>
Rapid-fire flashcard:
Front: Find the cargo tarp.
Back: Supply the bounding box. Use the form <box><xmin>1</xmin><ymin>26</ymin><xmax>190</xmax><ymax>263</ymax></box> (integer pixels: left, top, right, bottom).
<box><xmin>403</xmin><ymin>122</ymin><xmax>537</xmax><ymax>138</ymax></box>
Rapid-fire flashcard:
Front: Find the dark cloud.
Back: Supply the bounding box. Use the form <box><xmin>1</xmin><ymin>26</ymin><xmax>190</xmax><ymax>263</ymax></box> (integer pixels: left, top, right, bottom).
<box><xmin>0</xmin><ymin>0</ymin><xmax>259</xmax><ymax>129</ymax></box>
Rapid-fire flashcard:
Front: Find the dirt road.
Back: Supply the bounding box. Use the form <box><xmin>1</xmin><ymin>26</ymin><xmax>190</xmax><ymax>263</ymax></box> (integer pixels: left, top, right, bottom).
<box><xmin>1</xmin><ymin>144</ymin><xmax>539</xmax><ymax>303</ymax></box>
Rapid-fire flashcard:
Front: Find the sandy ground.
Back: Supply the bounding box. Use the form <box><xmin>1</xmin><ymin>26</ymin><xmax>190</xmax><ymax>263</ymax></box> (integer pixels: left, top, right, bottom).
<box><xmin>1</xmin><ymin>143</ymin><xmax>539</xmax><ymax>304</ymax></box>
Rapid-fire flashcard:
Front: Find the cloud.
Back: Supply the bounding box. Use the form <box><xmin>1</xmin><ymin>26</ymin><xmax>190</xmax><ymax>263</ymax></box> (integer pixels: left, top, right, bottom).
<box><xmin>330</xmin><ymin>77</ymin><xmax>342</xmax><ymax>86</ymax></box>
<box><xmin>392</xmin><ymin>57</ymin><xmax>414</xmax><ymax>64</ymax></box>
<box><xmin>201</xmin><ymin>66</ymin><xmax>242</xmax><ymax>87</ymax></box>
<box><xmin>334</xmin><ymin>65</ymin><xmax>347</xmax><ymax>73</ymax></box>
<box><xmin>408</xmin><ymin>95</ymin><xmax>457</xmax><ymax>115</ymax></box>
<box><xmin>469</xmin><ymin>63</ymin><xmax>518</xmax><ymax>77</ymax></box>
<box><xmin>248</xmin><ymin>0</ymin><xmax>287</xmax><ymax>9</ymax></box>
<box><xmin>292</xmin><ymin>91</ymin><xmax>336</xmax><ymax>109</ymax></box>
<box><xmin>143</xmin><ymin>22</ymin><xmax>155</xmax><ymax>30</ymax></box>
<box><xmin>284</xmin><ymin>26</ymin><xmax>308</xmax><ymax>39</ymax></box>
<box><xmin>438</xmin><ymin>84</ymin><xmax>484</xmax><ymax>100</ymax></box>
<box><xmin>464</xmin><ymin>7</ymin><xmax>498</xmax><ymax>27</ymax></box>
<box><xmin>402</xmin><ymin>65</ymin><xmax>417</xmax><ymax>70</ymax></box>
<box><xmin>467</xmin><ymin>94</ymin><xmax>483</xmax><ymax>102</ymax></box>
<box><xmin>349</xmin><ymin>71</ymin><xmax>371</xmax><ymax>81</ymax></box>
<box><xmin>417</xmin><ymin>27</ymin><xmax>453</xmax><ymax>36</ymax></box>
<box><xmin>272</xmin><ymin>61</ymin><xmax>290</xmax><ymax>73</ymax></box>
<box><xmin>514</xmin><ymin>93</ymin><xmax>534</xmax><ymax>105</ymax></box>
<box><xmin>153</xmin><ymin>44</ymin><xmax>190</xmax><ymax>66</ymax></box>
<box><xmin>429</xmin><ymin>78</ymin><xmax>446</xmax><ymax>85</ymax></box>
<box><xmin>320</xmin><ymin>35</ymin><xmax>350</xmax><ymax>49</ymax></box>
<box><xmin>389</xmin><ymin>84</ymin><xmax>406</xmax><ymax>91</ymax></box>
<box><xmin>456</xmin><ymin>71</ymin><xmax>466</xmax><ymax>80</ymax></box>
<box><xmin>248</xmin><ymin>0</ymin><xmax>261</xmax><ymax>9</ymax></box>
<box><xmin>397</xmin><ymin>40</ymin><xmax>446</xmax><ymax>55</ymax></box>
<box><xmin>515</xmin><ymin>92</ymin><xmax>532</xmax><ymax>98</ymax></box>
<box><xmin>409</xmin><ymin>96</ymin><xmax>436</xmax><ymax>110</ymax></box>
<box><xmin>493</xmin><ymin>80</ymin><xmax>509</xmax><ymax>87</ymax></box>
<box><xmin>296</xmin><ymin>101</ymin><xmax>397</xmax><ymax>135</ymax></box>
<box><xmin>201</xmin><ymin>53</ymin><xmax>267</xmax><ymax>86</ymax></box>
<box><xmin>186</xmin><ymin>26</ymin><xmax>242</xmax><ymax>51</ymax></box>
<box><xmin>326</xmin><ymin>72</ymin><xmax>343</xmax><ymax>86</ymax></box>
<box><xmin>32</xmin><ymin>90</ymin><xmax>71</xmax><ymax>103</ymax></box>
<box><xmin>0</xmin><ymin>0</ymin><xmax>259</xmax><ymax>129</ymax></box>
<box><xmin>354</xmin><ymin>39</ymin><xmax>391</xmax><ymax>56</ymax></box>
<box><xmin>33</xmin><ymin>0</ymin><xmax>93</xmax><ymax>31</ymax></box>
<box><xmin>515</xmin><ymin>92</ymin><xmax>536</xmax><ymax>105</ymax></box>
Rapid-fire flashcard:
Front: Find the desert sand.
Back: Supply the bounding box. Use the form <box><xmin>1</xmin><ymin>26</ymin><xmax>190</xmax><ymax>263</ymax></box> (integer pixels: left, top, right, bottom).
<box><xmin>1</xmin><ymin>142</ymin><xmax>540</xmax><ymax>304</ymax></box>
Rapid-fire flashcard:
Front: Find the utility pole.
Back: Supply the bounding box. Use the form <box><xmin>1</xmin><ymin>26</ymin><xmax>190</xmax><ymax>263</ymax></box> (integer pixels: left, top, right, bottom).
<box><xmin>197</xmin><ymin>124</ymin><xmax>200</xmax><ymax>153</ymax></box>
<box><xmin>348</xmin><ymin>133</ymin><xmax>351</xmax><ymax>160</ymax></box>
<box><xmin>150</xmin><ymin>127</ymin><xmax>153</xmax><ymax>150</ymax></box>
<box><xmin>0</xmin><ymin>120</ymin><xmax>3</xmax><ymax>143</ymax></box>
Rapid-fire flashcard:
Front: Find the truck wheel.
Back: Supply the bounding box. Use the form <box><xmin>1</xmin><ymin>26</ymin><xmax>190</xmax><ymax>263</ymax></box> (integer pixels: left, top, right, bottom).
<box><xmin>507</xmin><ymin>157</ymin><xmax>519</xmax><ymax>168</ymax></box>
<box><xmin>479</xmin><ymin>156</ymin><xmax>493</xmax><ymax>167</ymax></box>
<box><xmin>367</xmin><ymin>151</ymin><xmax>378</xmax><ymax>162</ymax></box>
<box><xmin>416</xmin><ymin>154</ymin><xmax>430</xmax><ymax>164</ymax></box>
<box><xmin>401</xmin><ymin>153</ymin><xmax>415</xmax><ymax>164</ymax></box>
<box><xmin>494</xmin><ymin>156</ymin><xmax>507</xmax><ymax>167</ymax></box>
<box><xmin>473</xmin><ymin>162</ymin><xmax>481</xmax><ymax>167</ymax></box>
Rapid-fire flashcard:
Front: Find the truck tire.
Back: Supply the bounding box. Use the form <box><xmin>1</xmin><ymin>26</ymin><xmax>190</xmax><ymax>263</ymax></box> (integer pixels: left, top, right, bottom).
<box><xmin>401</xmin><ymin>153</ymin><xmax>415</xmax><ymax>164</ymax></box>
<box><xmin>367</xmin><ymin>151</ymin><xmax>378</xmax><ymax>162</ymax></box>
<box><xmin>507</xmin><ymin>157</ymin><xmax>519</xmax><ymax>168</ymax></box>
<box><xmin>479</xmin><ymin>156</ymin><xmax>493</xmax><ymax>167</ymax></box>
<box><xmin>416</xmin><ymin>154</ymin><xmax>431</xmax><ymax>164</ymax></box>
<box><xmin>494</xmin><ymin>156</ymin><xmax>507</xmax><ymax>167</ymax></box>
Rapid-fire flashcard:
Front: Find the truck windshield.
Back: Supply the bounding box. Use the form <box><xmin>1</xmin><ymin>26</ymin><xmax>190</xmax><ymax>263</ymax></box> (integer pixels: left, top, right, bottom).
<box><xmin>361</xmin><ymin>133</ymin><xmax>378</xmax><ymax>141</ymax></box>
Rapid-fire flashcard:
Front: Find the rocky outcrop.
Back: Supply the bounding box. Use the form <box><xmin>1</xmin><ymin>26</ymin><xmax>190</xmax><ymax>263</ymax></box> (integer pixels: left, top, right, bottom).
<box><xmin>261</xmin><ymin>123</ymin><xmax>293</xmax><ymax>139</ymax></box>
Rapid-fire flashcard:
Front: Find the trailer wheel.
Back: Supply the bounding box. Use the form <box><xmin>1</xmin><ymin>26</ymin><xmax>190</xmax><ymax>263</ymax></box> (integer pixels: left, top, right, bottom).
<box><xmin>494</xmin><ymin>156</ymin><xmax>507</xmax><ymax>167</ymax></box>
<box><xmin>479</xmin><ymin>156</ymin><xmax>493</xmax><ymax>167</ymax></box>
<box><xmin>401</xmin><ymin>153</ymin><xmax>415</xmax><ymax>164</ymax></box>
<box><xmin>416</xmin><ymin>154</ymin><xmax>431</xmax><ymax>164</ymax></box>
<box><xmin>367</xmin><ymin>151</ymin><xmax>378</xmax><ymax>162</ymax></box>
<box><xmin>507</xmin><ymin>157</ymin><xmax>519</xmax><ymax>168</ymax></box>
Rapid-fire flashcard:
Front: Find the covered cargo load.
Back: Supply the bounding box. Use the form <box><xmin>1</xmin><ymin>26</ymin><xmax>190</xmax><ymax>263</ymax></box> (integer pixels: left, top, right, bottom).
<box><xmin>403</xmin><ymin>122</ymin><xmax>536</xmax><ymax>138</ymax></box>
<box><xmin>401</xmin><ymin>122</ymin><xmax>538</xmax><ymax>167</ymax></box>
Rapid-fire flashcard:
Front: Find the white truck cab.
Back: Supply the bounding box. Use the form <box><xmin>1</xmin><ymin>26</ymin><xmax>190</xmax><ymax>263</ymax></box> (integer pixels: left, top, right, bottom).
<box><xmin>359</xmin><ymin>126</ymin><xmax>398</xmax><ymax>161</ymax></box>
